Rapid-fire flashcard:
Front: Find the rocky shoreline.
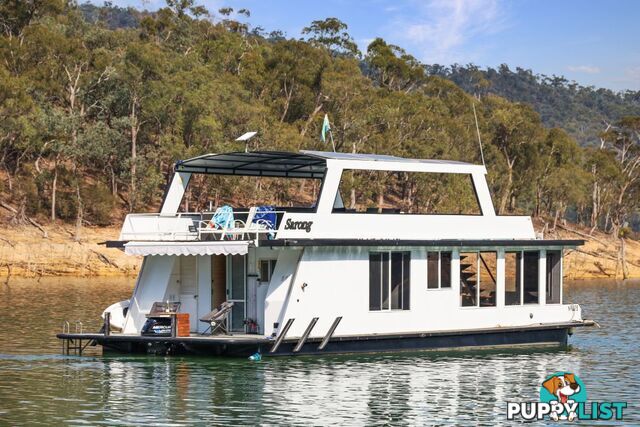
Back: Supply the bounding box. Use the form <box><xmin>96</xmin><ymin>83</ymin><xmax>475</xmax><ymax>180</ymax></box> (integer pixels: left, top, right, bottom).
<box><xmin>0</xmin><ymin>225</ymin><xmax>139</xmax><ymax>278</ymax></box>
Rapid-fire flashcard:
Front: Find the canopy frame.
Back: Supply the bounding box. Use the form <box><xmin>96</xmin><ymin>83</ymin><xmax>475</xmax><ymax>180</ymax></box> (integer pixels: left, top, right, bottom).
<box><xmin>175</xmin><ymin>151</ymin><xmax>327</xmax><ymax>179</ymax></box>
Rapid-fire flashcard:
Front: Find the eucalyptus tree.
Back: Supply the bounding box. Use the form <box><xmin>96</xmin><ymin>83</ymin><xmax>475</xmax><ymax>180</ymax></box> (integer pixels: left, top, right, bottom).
<box><xmin>484</xmin><ymin>95</ymin><xmax>545</xmax><ymax>214</ymax></box>
<box><xmin>365</xmin><ymin>38</ymin><xmax>425</xmax><ymax>92</ymax></box>
<box><xmin>301</xmin><ymin>18</ymin><xmax>359</xmax><ymax>58</ymax></box>
<box><xmin>602</xmin><ymin>117</ymin><xmax>640</xmax><ymax>236</ymax></box>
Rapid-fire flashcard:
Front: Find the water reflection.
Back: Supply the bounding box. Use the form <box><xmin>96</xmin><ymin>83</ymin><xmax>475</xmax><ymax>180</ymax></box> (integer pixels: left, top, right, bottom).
<box><xmin>0</xmin><ymin>279</ymin><xmax>638</xmax><ymax>425</ymax></box>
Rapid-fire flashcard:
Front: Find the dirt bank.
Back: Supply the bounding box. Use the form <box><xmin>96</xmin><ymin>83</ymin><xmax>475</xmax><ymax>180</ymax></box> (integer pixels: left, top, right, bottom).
<box><xmin>541</xmin><ymin>222</ymin><xmax>640</xmax><ymax>280</ymax></box>
<box><xmin>0</xmin><ymin>221</ymin><xmax>638</xmax><ymax>279</ymax></box>
<box><xmin>0</xmin><ymin>224</ymin><xmax>139</xmax><ymax>278</ymax></box>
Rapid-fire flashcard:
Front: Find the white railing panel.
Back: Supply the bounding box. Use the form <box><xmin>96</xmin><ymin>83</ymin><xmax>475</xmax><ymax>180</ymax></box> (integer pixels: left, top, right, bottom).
<box><xmin>119</xmin><ymin>213</ymin><xmax>200</xmax><ymax>241</ymax></box>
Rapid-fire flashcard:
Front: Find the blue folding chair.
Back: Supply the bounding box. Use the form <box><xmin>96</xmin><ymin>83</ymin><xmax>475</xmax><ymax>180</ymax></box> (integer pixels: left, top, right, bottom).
<box><xmin>207</xmin><ymin>205</ymin><xmax>235</xmax><ymax>239</ymax></box>
<box><xmin>252</xmin><ymin>205</ymin><xmax>276</xmax><ymax>239</ymax></box>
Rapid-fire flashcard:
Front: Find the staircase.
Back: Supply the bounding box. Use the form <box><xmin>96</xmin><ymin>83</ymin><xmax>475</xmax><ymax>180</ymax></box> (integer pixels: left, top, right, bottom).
<box><xmin>460</xmin><ymin>254</ymin><xmax>477</xmax><ymax>306</ymax></box>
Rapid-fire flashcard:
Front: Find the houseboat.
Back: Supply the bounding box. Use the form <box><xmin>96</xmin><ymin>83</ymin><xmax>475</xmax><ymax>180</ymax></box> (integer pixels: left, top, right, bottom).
<box><xmin>58</xmin><ymin>150</ymin><xmax>594</xmax><ymax>356</ymax></box>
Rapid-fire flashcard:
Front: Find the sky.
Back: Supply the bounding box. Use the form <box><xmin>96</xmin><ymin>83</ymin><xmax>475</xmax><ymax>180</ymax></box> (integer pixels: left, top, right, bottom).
<box><xmin>100</xmin><ymin>0</ymin><xmax>640</xmax><ymax>91</ymax></box>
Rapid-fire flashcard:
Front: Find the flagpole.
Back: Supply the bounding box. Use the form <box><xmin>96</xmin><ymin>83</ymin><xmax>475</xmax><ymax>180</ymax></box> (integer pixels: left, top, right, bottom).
<box><xmin>329</xmin><ymin>129</ymin><xmax>336</xmax><ymax>152</ymax></box>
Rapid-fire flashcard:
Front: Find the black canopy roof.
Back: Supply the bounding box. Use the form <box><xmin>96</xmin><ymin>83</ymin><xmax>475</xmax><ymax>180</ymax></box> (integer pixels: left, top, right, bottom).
<box><xmin>175</xmin><ymin>151</ymin><xmax>327</xmax><ymax>178</ymax></box>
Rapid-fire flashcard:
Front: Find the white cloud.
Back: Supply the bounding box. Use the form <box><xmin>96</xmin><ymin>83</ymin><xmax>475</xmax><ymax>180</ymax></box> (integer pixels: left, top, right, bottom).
<box><xmin>567</xmin><ymin>65</ymin><xmax>601</xmax><ymax>74</ymax></box>
<box><xmin>393</xmin><ymin>0</ymin><xmax>506</xmax><ymax>64</ymax></box>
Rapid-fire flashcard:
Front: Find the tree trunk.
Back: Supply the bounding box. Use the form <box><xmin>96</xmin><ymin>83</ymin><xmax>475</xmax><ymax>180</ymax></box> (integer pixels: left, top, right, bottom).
<box><xmin>74</xmin><ymin>181</ymin><xmax>83</xmax><ymax>242</ymax></box>
<box><xmin>552</xmin><ymin>207</ymin><xmax>561</xmax><ymax>231</ymax></box>
<box><xmin>349</xmin><ymin>143</ymin><xmax>357</xmax><ymax>209</ymax></box>
<box><xmin>299</xmin><ymin>93</ymin><xmax>324</xmax><ymax>138</ymax></box>
<box><xmin>621</xmin><ymin>237</ymin><xmax>629</xmax><ymax>280</ymax></box>
<box><xmin>130</xmin><ymin>95</ymin><xmax>139</xmax><ymax>212</ymax></box>
<box><xmin>280</xmin><ymin>79</ymin><xmax>293</xmax><ymax>123</ymax></box>
<box><xmin>110</xmin><ymin>166</ymin><xmax>117</xmax><ymax>196</ymax></box>
<box><xmin>51</xmin><ymin>165</ymin><xmax>57</xmax><ymax>221</ymax></box>
<box><xmin>590</xmin><ymin>170</ymin><xmax>599</xmax><ymax>230</ymax></box>
<box><xmin>499</xmin><ymin>164</ymin><xmax>513</xmax><ymax>215</ymax></box>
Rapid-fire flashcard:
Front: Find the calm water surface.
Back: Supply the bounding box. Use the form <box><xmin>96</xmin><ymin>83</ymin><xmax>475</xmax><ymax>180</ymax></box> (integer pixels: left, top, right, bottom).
<box><xmin>0</xmin><ymin>277</ymin><xmax>638</xmax><ymax>425</ymax></box>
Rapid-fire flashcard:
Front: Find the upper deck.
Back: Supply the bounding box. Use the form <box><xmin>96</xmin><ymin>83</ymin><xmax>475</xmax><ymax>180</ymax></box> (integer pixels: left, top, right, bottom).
<box><xmin>116</xmin><ymin>150</ymin><xmax>569</xmax><ymax>248</ymax></box>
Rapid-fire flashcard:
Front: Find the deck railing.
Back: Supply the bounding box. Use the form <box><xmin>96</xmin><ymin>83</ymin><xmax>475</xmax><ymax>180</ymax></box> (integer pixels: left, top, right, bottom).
<box><xmin>119</xmin><ymin>209</ymin><xmax>284</xmax><ymax>241</ymax></box>
<box><xmin>119</xmin><ymin>212</ymin><xmax>202</xmax><ymax>241</ymax></box>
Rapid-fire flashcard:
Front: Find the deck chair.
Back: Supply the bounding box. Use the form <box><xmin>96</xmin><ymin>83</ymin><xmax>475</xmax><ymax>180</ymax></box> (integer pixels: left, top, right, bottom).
<box><xmin>252</xmin><ymin>205</ymin><xmax>276</xmax><ymax>239</ymax></box>
<box><xmin>199</xmin><ymin>301</ymin><xmax>235</xmax><ymax>335</ymax></box>
<box><xmin>205</xmin><ymin>205</ymin><xmax>235</xmax><ymax>240</ymax></box>
<box><xmin>229</xmin><ymin>207</ymin><xmax>257</xmax><ymax>240</ymax></box>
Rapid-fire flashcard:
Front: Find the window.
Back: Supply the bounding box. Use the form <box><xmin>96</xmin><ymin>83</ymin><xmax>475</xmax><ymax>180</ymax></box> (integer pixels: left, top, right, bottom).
<box><xmin>259</xmin><ymin>259</ymin><xmax>277</xmax><ymax>283</ymax></box>
<box><xmin>479</xmin><ymin>252</ymin><xmax>497</xmax><ymax>307</ymax></box>
<box><xmin>504</xmin><ymin>251</ymin><xmax>539</xmax><ymax>305</ymax></box>
<box><xmin>460</xmin><ymin>252</ymin><xmax>478</xmax><ymax>307</ymax></box>
<box><xmin>184</xmin><ymin>174</ymin><xmax>321</xmax><ymax>213</ymax></box>
<box><xmin>505</xmin><ymin>252</ymin><xmax>522</xmax><ymax>305</ymax></box>
<box><xmin>460</xmin><ymin>252</ymin><xmax>496</xmax><ymax>307</ymax></box>
<box><xmin>427</xmin><ymin>251</ymin><xmax>452</xmax><ymax>289</ymax></box>
<box><xmin>369</xmin><ymin>251</ymin><xmax>410</xmax><ymax>311</ymax></box>
<box><xmin>546</xmin><ymin>250</ymin><xmax>562</xmax><ymax>304</ymax></box>
<box><xmin>523</xmin><ymin>251</ymin><xmax>539</xmax><ymax>304</ymax></box>
<box><xmin>441</xmin><ymin>252</ymin><xmax>452</xmax><ymax>288</ymax></box>
<box><xmin>334</xmin><ymin>170</ymin><xmax>482</xmax><ymax>215</ymax></box>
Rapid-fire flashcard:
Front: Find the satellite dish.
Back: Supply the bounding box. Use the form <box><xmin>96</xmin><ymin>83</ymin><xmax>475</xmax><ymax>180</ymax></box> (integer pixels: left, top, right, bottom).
<box><xmin>236</xmin><ymin>131</ymin><xmax>257</xmax><ymax>141</ymax></box>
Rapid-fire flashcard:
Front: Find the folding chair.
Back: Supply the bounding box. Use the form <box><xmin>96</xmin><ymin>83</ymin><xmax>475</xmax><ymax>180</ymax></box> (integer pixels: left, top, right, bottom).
<box><xmin>199</xmin><ymin>301</ymin><xmax>235</xmax><ymax>335</ymax></box>
<box><xmin>252</xmin><ymin>205</ymin><xmax>276</xmax><ymax>239</ymax></box>
<box><xmin>205</xmin><ymin>205</ymin><xmax>235</xmax><ymax>240</ymax></box>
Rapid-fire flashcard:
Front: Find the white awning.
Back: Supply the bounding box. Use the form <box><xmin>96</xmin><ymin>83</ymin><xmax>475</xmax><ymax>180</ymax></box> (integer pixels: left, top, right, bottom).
<box><xmin>124</xmin><ymin>241</ymin><xmax>249</xmax><ymax>256</ymax></box>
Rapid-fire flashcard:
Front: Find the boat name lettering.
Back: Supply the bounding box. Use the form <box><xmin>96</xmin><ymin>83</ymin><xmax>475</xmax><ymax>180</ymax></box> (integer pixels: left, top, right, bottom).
<box><xmin>284</xmin><ymin>219</ymin><xmax>313</xmax><ymax>232</ymax></box>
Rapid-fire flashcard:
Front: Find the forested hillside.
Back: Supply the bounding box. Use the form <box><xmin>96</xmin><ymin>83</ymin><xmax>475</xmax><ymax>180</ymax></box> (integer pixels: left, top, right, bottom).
<box><xmin>1</xmin><ymin>0</ymin><xmax>639</xmax><ymax>239</ymax></box>
<box><xmin>428</xmin><ymin>64</ymin><xmax>640</xmax><ymax>147</ymax></box>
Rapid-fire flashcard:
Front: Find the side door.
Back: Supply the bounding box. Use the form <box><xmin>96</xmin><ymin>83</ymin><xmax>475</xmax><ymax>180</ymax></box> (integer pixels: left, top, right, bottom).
<box><xmin>226</xmin><ymin>254</ymin><xmax>246</xmax><ymax>332</ymax></box>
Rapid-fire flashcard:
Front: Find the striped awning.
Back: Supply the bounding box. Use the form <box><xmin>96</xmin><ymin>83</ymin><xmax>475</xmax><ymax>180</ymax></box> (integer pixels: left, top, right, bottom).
<box><xmin>124</xmin><ymin>241</ymin><xmax>249</xmax><ymax>256</ymax></box>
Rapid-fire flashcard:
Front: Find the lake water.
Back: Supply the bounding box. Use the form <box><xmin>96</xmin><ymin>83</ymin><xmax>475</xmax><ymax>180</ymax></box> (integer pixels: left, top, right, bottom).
<box><xmin>0</xmin><ymin>277</ymin><xmax>637</xmax><ymax>425</ymax></box>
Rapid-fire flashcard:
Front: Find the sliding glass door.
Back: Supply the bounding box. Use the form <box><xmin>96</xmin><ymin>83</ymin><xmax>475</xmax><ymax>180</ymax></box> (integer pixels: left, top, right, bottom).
<box><xmin>227</xmin><ymin>255</ymin><xmax>246</xmax><ymax>333</ymax></box>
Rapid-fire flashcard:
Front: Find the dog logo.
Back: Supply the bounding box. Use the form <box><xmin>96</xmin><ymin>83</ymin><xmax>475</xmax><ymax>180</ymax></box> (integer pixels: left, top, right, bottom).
<box><xmin>540</xmin><ymin>372</ymin><xmax>586</xmax><ymax>421</ymax></box>
<box><xmin>508</xmin><ymin>371</ymin><xmax>626</xmax><ymax>421</ymax></box>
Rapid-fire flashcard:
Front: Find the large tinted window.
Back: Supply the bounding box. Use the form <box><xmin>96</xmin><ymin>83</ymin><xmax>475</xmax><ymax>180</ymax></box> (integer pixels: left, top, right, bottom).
<box><xmin>369</xmin><ymin>251</ymin><xmax>410</xmax><ymax>311</ymax></box>
<box><xmin>369</xmin><ymin>253</ymin><xmax>385</xmax><ymax>310</ymax></box>
<box><xmin>505</xmin><ymin>252</ymin><xmax>522</xmax><ymax>305</ymax></box>
<box><xmin>427</xmin><ymin>252</ymin><xmax>439</xmax><ymax>289</ymax></box>
<box><xmin>523</xmin><ymin>251</ymin><xmax>539</xmax><ymax>304</ymax></box>
<box><xmin>334</xmin><ymin>170</ymin><xmax>481</xmax><ymax>215</ymax></box>
<box><xmin>427</xmin><ymin>251</ymin><xmax>452</xmax><ymax>289</ymax></box>
<box><xmin>440</xmin><ymin>252</ymin><xmax>451</xmax><ymax>288</ymax></box>
<box><xmin>546</xmin><ymin>250</ymin><xmax>562</xmax><ymax>304</ymax></box>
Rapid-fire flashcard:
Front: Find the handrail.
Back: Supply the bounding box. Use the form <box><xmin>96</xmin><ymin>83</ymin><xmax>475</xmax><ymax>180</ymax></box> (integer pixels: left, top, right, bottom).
<box><xmin>119</xmin><ymin>209</ymin><xmax>287</xmax><ymax>242</ymax></box>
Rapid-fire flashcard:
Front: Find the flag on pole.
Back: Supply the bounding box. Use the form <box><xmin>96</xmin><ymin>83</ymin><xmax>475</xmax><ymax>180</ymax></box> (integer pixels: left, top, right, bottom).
<box><xmin>321</xmin><ymin>114</ymin><xmax>331</xmax><ymax>143</ymax></box>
